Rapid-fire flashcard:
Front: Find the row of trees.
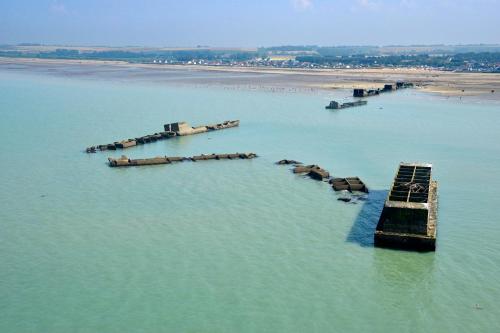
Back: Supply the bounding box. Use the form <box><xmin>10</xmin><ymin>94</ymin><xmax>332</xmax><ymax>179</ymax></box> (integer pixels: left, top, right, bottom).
<box><xmin>0</xmin><ymin>49</ymin><xmax>258</xmax><ymax>62</ymax></box>
<box><xmin>295</xmin><ymin>52</ymin><xmax>500</xmax><ymax>70</ymax></box>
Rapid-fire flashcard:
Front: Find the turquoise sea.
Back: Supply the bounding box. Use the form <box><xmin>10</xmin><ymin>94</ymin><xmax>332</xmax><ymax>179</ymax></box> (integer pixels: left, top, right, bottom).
<box><xmin>1</xmin><ymin>69</ymin><xmax>499</xmax><ymax>332</ymax></box>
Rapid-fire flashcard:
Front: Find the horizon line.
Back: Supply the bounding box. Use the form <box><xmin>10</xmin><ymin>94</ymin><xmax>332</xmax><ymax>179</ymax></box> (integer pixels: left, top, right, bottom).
<box><xmin>3</xmin><ymin>43</ymin><xmax>500</xmax><ymax>49</ymax></box>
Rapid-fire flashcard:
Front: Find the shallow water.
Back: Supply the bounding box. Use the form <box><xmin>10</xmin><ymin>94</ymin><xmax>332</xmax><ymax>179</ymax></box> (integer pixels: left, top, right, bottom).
<box><xmin>1</xmin><ymin>70</ymin><xmax>499</xmax><ymax>332</ymax></box>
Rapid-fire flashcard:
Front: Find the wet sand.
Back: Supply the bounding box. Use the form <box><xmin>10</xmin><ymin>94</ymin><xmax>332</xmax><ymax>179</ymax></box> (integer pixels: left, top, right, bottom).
<box><xmin>1</xmin><ymin>57</ymin><xmax>499</xmax><ymax>99</ymax></box>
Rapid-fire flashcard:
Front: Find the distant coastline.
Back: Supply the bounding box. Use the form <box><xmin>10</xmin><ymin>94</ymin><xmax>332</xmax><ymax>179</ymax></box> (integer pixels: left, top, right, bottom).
<box><xmin>1</xmin><ymin>56</ymin><xmax>499</xmax><ymax>99</ymax></box>
<box><xmin>2</xmin><ymin>44</ymin><xmax>500</xmax><ymax>72</ymax></box>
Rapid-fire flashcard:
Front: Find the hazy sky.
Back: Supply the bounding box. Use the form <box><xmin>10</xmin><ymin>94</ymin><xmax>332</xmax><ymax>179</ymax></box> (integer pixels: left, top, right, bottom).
<box><xmin>1</xmin><ymin>0</ymin><xmax>499</xmax><ymax>47</ymax></box>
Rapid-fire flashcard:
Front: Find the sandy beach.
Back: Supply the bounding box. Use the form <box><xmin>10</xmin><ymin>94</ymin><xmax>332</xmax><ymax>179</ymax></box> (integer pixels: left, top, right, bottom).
<box><xmin>1</xmin><ymin>57</ymin><xmax>499</xmax><ymax>99</ymax></box>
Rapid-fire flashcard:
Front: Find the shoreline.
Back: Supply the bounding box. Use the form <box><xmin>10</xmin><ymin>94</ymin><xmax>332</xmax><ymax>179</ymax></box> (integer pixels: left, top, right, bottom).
<box><xmin>1</xmin><ymin>57</ymin><xmax>499</xmax><ymax>99</ymax></box>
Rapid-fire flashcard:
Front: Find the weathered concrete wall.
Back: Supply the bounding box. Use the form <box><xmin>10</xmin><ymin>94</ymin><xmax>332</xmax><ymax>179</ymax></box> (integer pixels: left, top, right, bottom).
<box><xmin>108</xmin><ymin>153</ymin><xmax>257</xmax><ymax>167</ymax></box>
<box><xmin>377</xmin><ymin>207</ymin><xmax>429</xmax><ymax>235</ymax></box>
<box><xmin>374</xmin><ymin>163</ymin><xmax>438</xmax><ymax>252</ymax></box>
<box><xmin>86</xmin><ymin>120</ymin><xmax>239</xmax><ymax>153</ymax></box>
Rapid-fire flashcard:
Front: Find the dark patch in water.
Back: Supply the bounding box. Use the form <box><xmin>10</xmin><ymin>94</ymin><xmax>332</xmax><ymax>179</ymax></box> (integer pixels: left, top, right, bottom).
<box><xmin>346</xmin><ymin>190</ymin><xmax>387</xmax><ymax>247</ymax></box>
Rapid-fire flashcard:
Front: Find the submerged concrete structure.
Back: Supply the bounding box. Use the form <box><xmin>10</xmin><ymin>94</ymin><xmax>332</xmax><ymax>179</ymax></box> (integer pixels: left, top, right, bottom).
<box><xmin>330</xmin><ymin>177</ymin><xmax>368</xmax><ymax>193</ymax></box>
<box><xmin>164</xmin><ymin>120</ymin><xmax>239</xmax><ymax>136</ymax></box>
<box><xmin>353</xmin><ymin>81</ymin><xmax>414</xmax><ymax>98</ymax></box>
<box><xmin>325</xmin><ymin>100</ymin><xmax>367</xmax><ymax>110</ymax></box>
<box><xmin>108</xmin><ymin>152</ymin><xmax>257</xmax><ymax>167</ymax></box>
<box><xmin>292</xmin><ymin>164</ymin><xmax>330</xmax><ymax>180</ymax></box>
<box><xmin>353</xmin><ymin>89</ymin><xmax>367</xmax><ymax>97</ymax></box>
<box><xmin>353</xmin><ymin>89</ymin><xmax>380</xmax><ymax>97</ymax></box>
<box><xmin>85</xmin><ymin>120</ymin><xmax>239</xmax><ymax>153</ymax></box>
<box><xmin>396</xmin><ymin>81</ymin><xmax>414</xmax><ymax>89</ymax></box>
<box><xmin>375</xmin><ymin>163</ymin><xmax>438</xmax><ymax>251</ymax></box>
<box><xmin>383</xmin><ymin>84</ymin><xmax>395</xmax><ymax>91</ymax></box>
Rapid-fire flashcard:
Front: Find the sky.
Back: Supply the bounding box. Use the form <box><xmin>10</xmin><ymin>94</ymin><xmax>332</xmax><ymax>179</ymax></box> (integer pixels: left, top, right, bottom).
<box><xmin>0</xmin><ymin>0</ymin><xmax>499</xmax><ymax>47</ymax></box>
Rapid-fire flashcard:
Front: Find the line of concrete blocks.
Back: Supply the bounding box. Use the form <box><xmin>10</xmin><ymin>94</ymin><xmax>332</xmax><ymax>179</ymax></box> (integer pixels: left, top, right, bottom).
<box><xmin>85</xmin><ymin>120</ymin><xmax>240</xmax><ymax>153</ymax></box>
<box><xmin>275</xmin><ymin>160</ymin><xmax>332</xmax><ymax>181</ymax></box>
<box><xmin>353</xmin><ymin>81</ymin><xmax>414</xmax><ymax>97</ymax></box>
<box><xmin>276</xmin><ymin>159</ymin><xmax>369</xmax><ymax>197</ymax></box>
<box><xmin>87</xmin><ymin>131</ymin><xmax>177</xmax><ymax>153</ymax></box>
<box><xmin>108</xmin><ymin>152</ymin><xmax>257</xmax><ymax>167</ymax></box>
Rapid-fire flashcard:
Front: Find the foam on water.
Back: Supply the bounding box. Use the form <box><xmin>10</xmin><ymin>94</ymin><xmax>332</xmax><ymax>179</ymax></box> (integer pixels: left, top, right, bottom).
<box><xmin>1</xmin><ymin>71</ymin><xmax>499</xmax><ymax>332</ymax></box>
